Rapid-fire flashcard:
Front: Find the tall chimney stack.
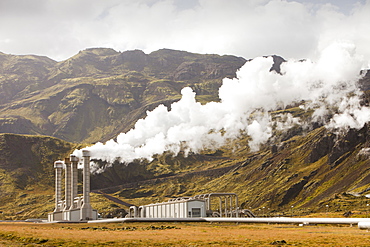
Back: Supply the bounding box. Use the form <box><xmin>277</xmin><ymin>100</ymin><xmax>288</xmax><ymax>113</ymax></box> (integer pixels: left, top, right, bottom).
<box><xmin>80</xmin><ymin>150</ymin><xmax>92</xmax><ymax>220</ymax></box>
<box><xmin>53</xmin><ymin>160</ymin><xmax>64</xmax><ymax>212</ymax></box>
<box><xmin>69</xmin><ymin>155</ymin><xmax>79</xmax><ymax>210</ymax></box>
<box><xmin>63</xmin><ymin>157</ymin><xmax>71</xmax><ymax>211</ymax></box>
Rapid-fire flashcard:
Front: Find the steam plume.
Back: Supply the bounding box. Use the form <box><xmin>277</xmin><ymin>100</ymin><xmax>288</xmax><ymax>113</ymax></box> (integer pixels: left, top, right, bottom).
<box><xmin>73</xmin><ymin>41</ymin><xmax>369</xmax><ymax>170</ymax></box>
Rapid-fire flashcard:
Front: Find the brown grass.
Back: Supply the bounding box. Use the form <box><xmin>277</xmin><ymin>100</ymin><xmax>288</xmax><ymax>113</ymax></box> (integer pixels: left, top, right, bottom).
<box><xmin>0</xmin><ymin>222</ymin><xmax>370</xmax><ymax>246</ymax></box>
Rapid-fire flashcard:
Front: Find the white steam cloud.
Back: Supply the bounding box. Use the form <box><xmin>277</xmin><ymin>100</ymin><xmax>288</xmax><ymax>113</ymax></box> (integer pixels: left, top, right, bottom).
<box><xmin>73</xmin><ymin>41</ymin><xmax>369</xmax><ymax>170</ymax></box>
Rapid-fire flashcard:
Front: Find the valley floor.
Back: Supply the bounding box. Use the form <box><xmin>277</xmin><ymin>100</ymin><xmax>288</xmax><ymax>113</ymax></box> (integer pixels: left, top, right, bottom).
<box><xmin>0</xmin><ymin>221</ymin><xmax>369</xmax><ymax>246</ymax></box>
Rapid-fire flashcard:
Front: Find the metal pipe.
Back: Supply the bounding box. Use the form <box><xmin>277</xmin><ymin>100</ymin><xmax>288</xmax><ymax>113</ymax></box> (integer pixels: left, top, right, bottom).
<box><xmin>200</xmin><ymin>193</ymin><xmax>238</xmax><ymax>217</ymax></box>
<box><xmin>204</xmin><ymin>217</ymin><xmax>366</xmax><ymax>225</ymax></box>
<box><xmin>224</xmin><ymin>197</ymin><xmax>227</xmax><ymax>217</ymax></box>
<box><xmin>219</xmin><ymin>197</ymin><xmax>222</xmax><ymax>217</ymax></box>
<box><xmin>70</xmin><ymin>155</ymin><xmax>78</xmax><ymax>210</ymax></box>
<box><xmin>358</xmin><ymin>221</ymin><xmax>370</xmax><ymax>230</ymax></box>
<box><xmin>80</xmin><ymin>150</ymin><xmax>92</xmax><ymax>220</ymax></box>
<box><xmin>64</xmin><ymin>158</ymin><xmax>71</xmax><ymax>211</ymax></box>
<box><xmin>87</xmin><ymin>217</ymin><xmax>370</xmax><ymax>226</ymax></box>
<box><xmin>229</xmin><ymin>195</ymin><xmax>232</xmax><ymax>217</ymax></box>
<box><xmin>53</xmin><ymin>160</ymin><xmax>64</xmax><ymax>212</ymax></box>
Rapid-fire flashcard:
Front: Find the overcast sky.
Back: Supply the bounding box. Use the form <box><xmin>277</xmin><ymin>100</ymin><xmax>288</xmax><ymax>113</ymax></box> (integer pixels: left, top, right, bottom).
<box><xmin>0</xmin><ymin>0</ymin><xmax>369</xmax><ymax>63</ymax></box>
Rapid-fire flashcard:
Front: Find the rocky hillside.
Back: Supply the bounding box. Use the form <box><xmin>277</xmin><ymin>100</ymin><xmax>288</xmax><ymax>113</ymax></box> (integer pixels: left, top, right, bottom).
<box><xmin>2</xmin><ymin>109</ymin><xmax>370</xmax><ymax>219</ymax></box>
<box><xmin>1</xmin><ymin>48</ymin><xmax>370</xmax><ymax>220</ymax></box>
<box><xmin>0</xmin><ymin>48</ymin><xmax>246</xmax><ymax>143</ymax></box>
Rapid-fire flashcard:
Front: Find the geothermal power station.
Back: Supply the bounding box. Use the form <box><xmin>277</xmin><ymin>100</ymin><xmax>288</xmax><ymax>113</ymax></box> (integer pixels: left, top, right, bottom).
<box><xmin>47</xmin><ymin>150</ymin><xmax>249</xmax><ymax>221</ymax></box>
<box><xmin>47</xmin><ymin>149</ymin><xmax>246</xmax><ymax>221</ymax></box>
<box><xmin>47</xmin><ymin>150</ymin><xmax>370</xmax><ymax>230</ymax></box>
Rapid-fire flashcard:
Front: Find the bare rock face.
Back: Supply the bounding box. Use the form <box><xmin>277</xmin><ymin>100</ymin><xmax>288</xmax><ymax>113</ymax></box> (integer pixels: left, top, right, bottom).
<box><xmin>359</xmin><ymin>70</ymin><xmax>370</xmax><ymax>91</ymax></box>
<box><xmin>305</xmin><ymin>124</ymin><xmax>369</xmax><ymax>166</ymax></box>
<box><xmin>173</xmin><ymin>61</ymin><xmax>205</xmax><ymax>80</ymax></box>
<box><xmin>328</xmin><ymin>126</ymin><xmax>368</xmax><ymax>165</ymax></box>
<box><xmin>205</xmin><ymin>62</ymin><xmax>239</xmax><ymax>79</ymax></box>
<box><xmin>268</xmin><ymin>55</ymin><xmax>286</xmax><ymax>74</ymax></box>
<box><xmin>308</xmin><ymin>133</ymin><xmax>335</xmax><ymax>163</ymax></box>
<box><xmin>172</xmin><ymin>60</ymin><xmax>242</xmax><ymax>81</ymax></box>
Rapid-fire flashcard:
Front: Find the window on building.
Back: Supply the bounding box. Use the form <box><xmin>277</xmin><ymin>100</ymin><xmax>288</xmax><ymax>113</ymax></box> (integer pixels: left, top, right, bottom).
<box><xmin>191</xmin><ymin>208</ymin><xmax>201</xmax><ymax>217</ymax></box>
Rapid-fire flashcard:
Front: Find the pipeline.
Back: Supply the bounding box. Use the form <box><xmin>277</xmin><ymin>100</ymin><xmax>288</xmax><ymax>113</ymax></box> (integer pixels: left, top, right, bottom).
<box><xmin>87</xmin><ymin>216</ymin><xmax>370</xmax><ymax>229</ymax></box>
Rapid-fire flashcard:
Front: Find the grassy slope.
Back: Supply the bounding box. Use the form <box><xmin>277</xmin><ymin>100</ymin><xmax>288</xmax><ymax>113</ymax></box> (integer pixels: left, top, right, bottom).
<box><xmin>1</xmin><ymin>50</ymin><xmax>370</xmax><ymax>219</ymax></box>
<box><xmin>0</xmin><ymin>133</ymin><xmax>78</xmax><ymax>219</ymax></box>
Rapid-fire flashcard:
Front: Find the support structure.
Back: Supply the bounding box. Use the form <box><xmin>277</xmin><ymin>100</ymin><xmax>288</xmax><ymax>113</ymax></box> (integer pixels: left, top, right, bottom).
<box><xmin>53</xmin><ymin>161</ymin><xmax>64</xmax><ymax>214</ymax></box>
<box><xmin>48</xmin><ymin>150</ymin><xmax>98</xmax><ymax>222</ymax></box>
<box><xmin>80</xmin><ymin>150</ymin><xmax>93</xmax><ymax>220</ymax></box>
<box><xmin>70</xmin><ymin>154</ymin><xmax>78</xmax><ymax>210</ymax></box>
<box><xmin>64</xmin><ymin>157</ymin><xmax>71</xmax><ymax>211</ymax></box>
<box><xmin>192</xmin><ymin>193</ymin><xmax>239</xmax><ymax>217</ymax></box>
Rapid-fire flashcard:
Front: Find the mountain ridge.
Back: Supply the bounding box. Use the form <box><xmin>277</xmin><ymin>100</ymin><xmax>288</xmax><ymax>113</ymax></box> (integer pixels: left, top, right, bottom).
<box><xmin>1</xmin><ymin>48</ymin><xmax>370</xmax><ymax>219</ymax></box>
<box><xmin>0</xmin><ymin>48</ymin><xmax>247</xmax><ymax>143</ymax></box>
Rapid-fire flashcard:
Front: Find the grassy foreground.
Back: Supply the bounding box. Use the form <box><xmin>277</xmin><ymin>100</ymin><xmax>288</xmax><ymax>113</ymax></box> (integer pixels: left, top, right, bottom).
<box><xmin>0</xmin><ymin>222</ymin><xmax>370</xmax><ymax>246</ymax></box>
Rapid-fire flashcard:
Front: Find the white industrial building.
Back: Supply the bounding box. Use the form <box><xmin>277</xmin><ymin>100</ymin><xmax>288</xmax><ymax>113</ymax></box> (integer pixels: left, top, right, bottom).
<box><xmin>134</xmin><ymin>198</ymin><xmax>207</xmax><ymax>218</ymax></box>
<box><xmin>129</xmin><ymin>193</ymin><xmax>240</xmax><ymax>218</ymax></box>
<box><xmin>48</xmin><ymin>150</ymin><xmax>98</xmax><ymax>222</ymax></box>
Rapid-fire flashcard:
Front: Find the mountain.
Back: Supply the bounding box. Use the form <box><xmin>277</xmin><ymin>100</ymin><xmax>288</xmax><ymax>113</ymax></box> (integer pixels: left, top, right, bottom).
<box><xmin>1</xmin><ymin>48</ymin><xmax>370</xmax><ymax>220</ymax></box>
<box><xmin>0</xmin><ymin>48</ymin><xmax>246</xmax><ymax>143</ymax></box>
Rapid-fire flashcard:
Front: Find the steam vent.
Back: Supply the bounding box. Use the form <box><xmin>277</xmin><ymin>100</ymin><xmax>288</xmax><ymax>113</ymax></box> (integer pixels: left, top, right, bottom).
<box><xmin>48</xmin><ymin>150</ymin><xmax>98</xmax><ymax>222</ymax></box>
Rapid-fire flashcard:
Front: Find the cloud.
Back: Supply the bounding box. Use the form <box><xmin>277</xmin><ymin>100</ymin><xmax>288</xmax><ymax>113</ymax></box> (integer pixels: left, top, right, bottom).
<box><xmin>0</xmin><ymin>0</ymin><xmax>369</xmax><ymax>62</ymax></box>
<box><xmin>74</xmin><ymin>41</ymin><xmax>368</xmax><ymax>172</ymax></box>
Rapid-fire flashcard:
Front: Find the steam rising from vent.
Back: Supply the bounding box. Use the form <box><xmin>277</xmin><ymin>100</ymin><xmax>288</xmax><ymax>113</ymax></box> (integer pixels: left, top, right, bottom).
<box><xmin>73</xmin><ymin>41</ymin><xmax>369</xmax><ymax>171</ymax></box>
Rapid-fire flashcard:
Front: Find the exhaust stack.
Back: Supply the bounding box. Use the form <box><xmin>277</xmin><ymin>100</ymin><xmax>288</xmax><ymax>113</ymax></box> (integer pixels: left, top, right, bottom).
<box><xmin>70</xmin><ymin>155</ymin><xmax>78</xmax><ymax>210</ymax></box>
<box><xmin>48</xmin><ymin>151</ymin><xmax>97</xmax><ymax>222</ymax></box>
<box><xmin>63</xmin><ymin>157</ymin><xmax>71</xmax><ymax>211</ymax></box>
<box><xmin>80</xmin><ymin>150</ymin><xmax>93</xmax><ymax>220</ymax></box>
<box><xmin>53</xmin><ymin>160</ymin><xmax>64</xmax><ymax>213</ymax></box>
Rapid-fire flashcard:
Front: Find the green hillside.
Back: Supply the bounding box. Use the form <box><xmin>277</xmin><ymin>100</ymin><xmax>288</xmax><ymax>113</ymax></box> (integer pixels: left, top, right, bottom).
<box><xmin>1</xmin><ymin>49</ymin><xmax>370</xmax><ymax>220</ymax></box>
<box><xmin>0</xmin><ymin>48</ymin><xmax>246</xmax><ymax>143</ymax></box>
<box><xmin>0</xmin><ymin>134</ymin><xmax>77</xmax><ymax>219</ymax></box>
<box><xmin>2</xmin><ymin>117</ymin><xmax>370</xmax><ymax>219</ymax></box>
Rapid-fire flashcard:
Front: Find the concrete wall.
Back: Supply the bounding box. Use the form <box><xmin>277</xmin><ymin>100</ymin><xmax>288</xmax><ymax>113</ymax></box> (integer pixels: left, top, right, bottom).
<box><xmin>140</xmin><ymin>199</ymin><xmax>206</xmax><ymax>218</ymax></box>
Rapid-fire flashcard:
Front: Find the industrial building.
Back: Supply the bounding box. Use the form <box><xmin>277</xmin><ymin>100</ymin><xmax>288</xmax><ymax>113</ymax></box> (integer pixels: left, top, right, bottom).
<box><xmin>48</xmin><ymin>149</ymin><xmax>245</xmax><ymax>221</ymax></box>
<box><xmin>48</xmin><ymin>153</ymin><xmax>243</xmax><ymax>220</ymax></box>
<box><xmin>130</xmin><ymin>198</ymin><xmax>207</xmax><ymax>218</ymax></box>
<box><xmin>128</xmin><ymin>193</ymin><xmax>243</xmax><ymax>218</ymax></box>
<box><xmin>48</xmin><ymin>150</ymin><xmax>98</xmax><ymax>222</ymax></box>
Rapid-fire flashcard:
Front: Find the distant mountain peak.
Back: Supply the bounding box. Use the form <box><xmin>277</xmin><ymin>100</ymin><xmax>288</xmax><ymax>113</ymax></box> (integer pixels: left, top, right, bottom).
<box><xmin>79</xmin><ymin>47</ymin><xmax>119</xmax><ymax>56</ymax></box>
